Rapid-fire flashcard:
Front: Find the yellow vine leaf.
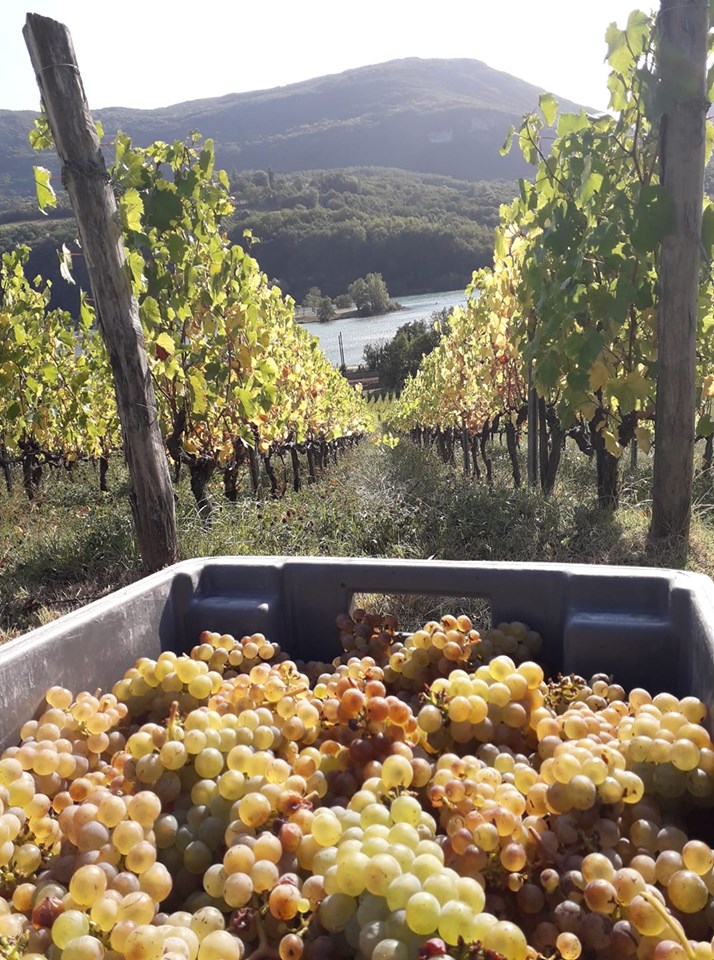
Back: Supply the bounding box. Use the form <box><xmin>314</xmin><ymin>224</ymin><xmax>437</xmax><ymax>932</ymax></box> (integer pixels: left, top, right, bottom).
<box><xmin>217</xmin><ymin>440</ymin><xmax>234</xmax><ymax>464</ymax></box>
<box><xmin>636</xmin><ymin>426</ymin><xmax>651</xmax><ymax>454</ymax></box>
<box><xmin>155</xmin><ymin>332</ymin><xmax>175</xmax><ymax>356</ymax></box>
<box><xmin>589</xmin><ymin>359</ymin><xmax>610</xmax><ymax>392</ymax></box>
<box><xmin>624</xmin><ymin>369</ymin><xmax>650</xmax><ymax>400</ymax></box>
<box><xmin>603</xmin><ymin>429</ymin><xmax>623</xmax><ymax>458</ymax></box>
<box><xmin>580</xmin><ymin>401</ymin><xmax>598</xmax><ymax>422</ymax></box>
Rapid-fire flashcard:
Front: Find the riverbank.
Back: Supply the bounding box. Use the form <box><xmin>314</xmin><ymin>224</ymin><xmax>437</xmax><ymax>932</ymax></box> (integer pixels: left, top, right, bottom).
<box><xmin>303</xmin><ymin>289</ymin><xmax>467</xmax><ymax>366</ymax></box>
<box><xmin>296</xmin><ymin>302</ymin><xmax>404</xmax><ymax>324</ymax></box>
<box><xmin>296</xmin><ymin>307</ymin><xmax>359</xmax><ymax>323</ymax></box>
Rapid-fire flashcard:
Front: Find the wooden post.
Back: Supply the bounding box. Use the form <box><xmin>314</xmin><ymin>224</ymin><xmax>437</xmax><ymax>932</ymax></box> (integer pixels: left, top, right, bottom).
<box><xmin>24</xmin><ymin>14</ymin><xmax>178</xmax><ymax>571</ymax></box>
<box><xmin>538</xmin><ymin>396</ymin><xmax>548</xmax><ymax>490</ymax></box>
<box><xmin>505</xmin><ymin>420</ymin><xmax>521</xmax><ymax>489</ymax></box>
<box><xmin>650</xmin><ymin>0</ymin><xmax>709</xmax><ymax>542</ymax></box>
<box><xmin>527</xmin><ymin>362</ymin><xmax>538</xmax><ymax>487</ymax></box>
<box><xmin>0</xmin><ymin>445</ymin><xmax>12</xmax><ymax>494</ymax></box>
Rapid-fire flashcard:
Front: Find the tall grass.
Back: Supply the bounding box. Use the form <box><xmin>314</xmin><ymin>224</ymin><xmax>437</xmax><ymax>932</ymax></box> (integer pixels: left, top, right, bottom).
<box><xmin>2</xmin><ymin>437</ymin><xmax>714</xmax><ymax>640</ymax></box>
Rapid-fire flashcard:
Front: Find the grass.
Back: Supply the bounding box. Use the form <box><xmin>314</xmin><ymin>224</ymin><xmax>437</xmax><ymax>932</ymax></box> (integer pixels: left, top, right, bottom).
<box><xmin>2</xmin><ymin>436</ymin><xmax>714</xmax><ymax>641</ymax></box>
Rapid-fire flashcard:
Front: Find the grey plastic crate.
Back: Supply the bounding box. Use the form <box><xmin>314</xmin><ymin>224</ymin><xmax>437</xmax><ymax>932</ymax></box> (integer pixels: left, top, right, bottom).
<box><xmin>2</xmin><ymin>557</ymin><xmax>714</xmax><ymax>750</ymax></box>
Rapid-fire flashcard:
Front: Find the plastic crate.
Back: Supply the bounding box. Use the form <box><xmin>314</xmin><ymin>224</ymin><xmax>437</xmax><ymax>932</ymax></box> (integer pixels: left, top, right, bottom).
<box><xmin>2</xmin><ymin>557</ymin><xmax>714</xmax><ymax>750</ymax></box>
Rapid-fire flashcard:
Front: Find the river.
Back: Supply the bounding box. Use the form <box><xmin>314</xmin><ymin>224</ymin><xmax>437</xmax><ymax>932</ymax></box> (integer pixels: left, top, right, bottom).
<box><xmin>302</xmin><ymin>289</ymin><xmax>468</xmax><ymax>367</ymax></box>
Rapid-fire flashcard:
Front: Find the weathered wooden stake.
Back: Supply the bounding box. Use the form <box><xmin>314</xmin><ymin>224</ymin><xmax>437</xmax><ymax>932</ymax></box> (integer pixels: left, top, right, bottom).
<box><xmin>527</xmin><ymin>363</ymin><xmax>538</xmax><ymax>487</ymax></box>
<box><xmin>0</xmin><ymin>445</ymin><xmax>12</xmax><ymax>494</ymax></box>
<box><xmin>650</xmin><ymin>0</ymin><xmax>709</xmax><ymax>542</ymax></box>
<box><xmin>290</xmin><ymin>447</ymin><xmax>301</xmax><ymax>492</ymax></box>
<box><xmin>24</xmin><ymin>14</ymin><xmax>178</xmax><ymax>571</ymax></box>
<box><xmin>505</xmin><ymin>420</ymin><xmax>521</xmax><ymax>489</ymax></box>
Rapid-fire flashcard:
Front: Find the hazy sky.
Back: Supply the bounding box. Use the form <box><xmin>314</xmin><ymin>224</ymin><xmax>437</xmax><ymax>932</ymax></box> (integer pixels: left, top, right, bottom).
<box><xmin>3</xmin><ymin>1</ymin><xmax>652</xmax><ymax>114</ymax></box>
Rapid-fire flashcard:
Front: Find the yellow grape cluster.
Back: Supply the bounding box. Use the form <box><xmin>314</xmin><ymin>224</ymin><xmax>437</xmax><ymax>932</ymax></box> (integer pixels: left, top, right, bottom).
<box><xmin>337</xmin><ymin>609</ymin><xmax>542</xmax><ymax>694</ymax></box>
<box><xmin>2</xmin><ymin>613</ymin><xmax>714</xmax><ymax>960</ymax></box>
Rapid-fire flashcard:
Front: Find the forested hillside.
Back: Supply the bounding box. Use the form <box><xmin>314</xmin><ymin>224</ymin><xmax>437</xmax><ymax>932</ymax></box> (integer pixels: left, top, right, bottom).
<box><xmin>228</xmin><ymin>169</ymin><xmax>515</xmax><ymax>299</ymax></box>
<box><xmin>0</xmin><ymin>56</ymin><xmax>581</xmax><ymax>308</ymax></box>
<box><xmin>0</xmin><ymin>168</ymin><xmax>516</xmax><ymax>310</ymax></box>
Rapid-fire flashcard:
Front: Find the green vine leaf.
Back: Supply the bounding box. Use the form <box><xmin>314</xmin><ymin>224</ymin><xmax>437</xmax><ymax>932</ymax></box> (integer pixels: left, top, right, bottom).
<box><xmin>119</xmin><ymin>187</ymin><xmax>144</xmax><ymax>232</ymax></box>
<box><xmin>29</xmin><ymin>113</ymin><xmax>53</xmax><ymax>151</ymax></box>
<box><xmin>558</xmin><ymin>110</ymin><xmax>589</xmax><ymax>137</ymax></box>
<box><xmin>58</xmin><ymin>244</ymin><xmax>75</xmax><ymax>285</ymax></box>
<box><xmin>539</xmin><ymin>92</ymin><xmax>558</xmax><ymax>127</ymax></box>
<box><xmin>631</xmin><ymin>185</ymin><xmax>676</xmax><ymax>253</ymax></box>
<box><xmin>500</xmin><ymin>125</ymin><xmax>515</xmax><ymax>157</ymax></box>
<box><xmin>33</xmin><ymin>166</ymin><xmax>56</xmax><ymax>213</ymax></box>
<box><xmin>155</xmin><ymin>332</ymin><xmax>175</xmax><ymax>357</ymax></box>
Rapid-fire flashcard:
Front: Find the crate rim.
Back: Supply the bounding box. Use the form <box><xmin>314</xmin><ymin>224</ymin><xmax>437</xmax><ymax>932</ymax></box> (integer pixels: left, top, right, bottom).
<box><xmin>2</xmin><ymin>556</ymin><xmax>712</xmax><ymax>662</ymax></box>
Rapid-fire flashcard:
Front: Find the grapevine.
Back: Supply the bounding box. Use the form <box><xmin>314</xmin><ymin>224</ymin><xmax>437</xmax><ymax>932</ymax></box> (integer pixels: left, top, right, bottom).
<box><xmin>0</xmin><ymin>128</ymin><xmax>372</xmax><ymax>506</ymax></box>
<box><xmin>391</xmin><ymin>11</ymin><xmax>714</xmax><ymax>507</ymax></box>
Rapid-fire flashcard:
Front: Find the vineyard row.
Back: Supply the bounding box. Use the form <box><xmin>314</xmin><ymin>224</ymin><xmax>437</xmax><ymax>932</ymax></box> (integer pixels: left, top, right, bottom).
<box><xmin>0</xmin><ymin>133</ymin><xmax>373</xmax><ymax>513</ymax></box>
<box><xmin>388</xmin><ymin>11</ymin><xmax>714</xmax><ymax>510</ymax></box>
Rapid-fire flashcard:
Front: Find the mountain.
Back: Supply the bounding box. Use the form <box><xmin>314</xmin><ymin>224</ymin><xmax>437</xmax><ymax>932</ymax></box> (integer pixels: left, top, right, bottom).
<box><xmin>0</xmin><ymin>58</ymin><xmax>585</xmax><ymax>313</ymax></box>
<box><xmin>0</xmin><ymin>58</ymin><xmax>583</xmax><ymax>203</ymax></box>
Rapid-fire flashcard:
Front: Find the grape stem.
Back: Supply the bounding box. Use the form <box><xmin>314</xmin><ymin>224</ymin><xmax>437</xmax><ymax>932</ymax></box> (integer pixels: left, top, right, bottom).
<box><xmin>638</xmin><ymin>889</ymin><xmax>695</xmax><ymax>960</ymax></box>
<box><xmin>0</xmin><ymin>932</ymin><xmax>29</xmax><ymax>960</ymax></box>
<box><xmin>244</xmin><ymin>912</ymin><xmax>279</xmax><ymax>960</ymax></box>
<box><xmin>527</xmin><ymin>825</ymin><xmax>564</xmax><ymax>870</ymax></box>
<box><xmin>166</xmin><ymin>700</ymin><xmax>182</xmax><ymax>740</ymax></box>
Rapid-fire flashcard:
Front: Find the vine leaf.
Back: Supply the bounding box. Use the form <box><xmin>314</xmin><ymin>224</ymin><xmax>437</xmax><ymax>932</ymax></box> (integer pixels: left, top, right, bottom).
<box><xmin>500</xmin><ymin>125</ymin><xmax>515</xmax><ymax>157</ymax></box>
<box><xmin>155</xmin><ymin>332</ymin><xmax>175</xmax><ymax>357</ymax></box>
<box><xmin>636</xmin><ymin>426</ymin><xmax>652</xmax><ymax>453</ymax></box>
<box><xmin>539</xmin><ymin>93</ymin><xmax>558</xmax><ymax>127</ymax></box>
<box><xmin>589</xmin><ymin>360</ymin><xmax>611</xmax><ymax>393</ymax></box>
<box><xmin>119</xmin><ymin>188</ymin><xmax>144</xmax><ymax>232</ymax></box>
<box><xmin>697</xmin><ymin>414</ymin><xmax>714</xmax><ymax>437</ymax></box>
<box><xmin>147</xmin><ymin>184</ymin><xmax>182</xmax><ymax>230</ymax></box>
<box><xmin>58</xmin><ymin>244</ymin><xmax>75</xmax><ymax>285</ymax></box>
<box><xmin>702</xmin><ymin>203</ymin><xmax>714</xmax><ymax>253</ymax></box>
<box><xmin>29</xmin><ymin>112</ymin><xmax>53</xmax><ymax>150</ymax></box>
<box><xmin>603</xmin><ymin>429</ymin><xmax>623</xmax><ymax>458</ymax></box>
<box><xmin>632</xmin><ymin>185</ymin><xmax>676</xmax><ymax>253</ymax></box>
<box><xmin>558</xmin><ymin>110</ymin><xmax>589</xmax><ymax>137</ymax></box>
<box><xmin>33</xmin><ymin>166</ymin><xmax>56</xmax><ymax>213</ymax></box>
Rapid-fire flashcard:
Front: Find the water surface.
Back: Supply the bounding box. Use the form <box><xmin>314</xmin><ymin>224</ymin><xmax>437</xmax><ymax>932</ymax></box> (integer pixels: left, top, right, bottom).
<box><xmin>303</xmin><ymin>289</ymin><xmax>468</xmax><ymax>366</ymax></box>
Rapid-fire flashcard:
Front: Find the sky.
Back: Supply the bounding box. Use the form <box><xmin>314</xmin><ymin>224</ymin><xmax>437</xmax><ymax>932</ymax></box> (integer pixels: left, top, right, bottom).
<box><xmin>1</xmin><ymin>1</ymin><xmax>654</xmax><ymax>115</ymax></box>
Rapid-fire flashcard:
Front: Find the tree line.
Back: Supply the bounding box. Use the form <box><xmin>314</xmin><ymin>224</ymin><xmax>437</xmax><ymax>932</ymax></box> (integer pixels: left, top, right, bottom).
<box><xmin>0</xmin><ymin>167</ymin><xmax>514</xmax><ymax>317</ymax></box>
<box><xmin>225</xmin><ymin>168</ymin><xmax>514</xmax><ymax>300</ymax></box>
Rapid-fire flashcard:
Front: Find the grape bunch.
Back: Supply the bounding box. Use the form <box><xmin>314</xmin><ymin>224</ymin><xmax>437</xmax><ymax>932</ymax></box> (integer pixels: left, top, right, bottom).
<box><xmin>1</xmin><ymin>611</ymin><xmax>714</xmax><ymax>960</ymax></box>
<box><xmin>335</xmin><ymin>612</ymin><xmax>542</xmax><ymax>695</ymax></box>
